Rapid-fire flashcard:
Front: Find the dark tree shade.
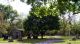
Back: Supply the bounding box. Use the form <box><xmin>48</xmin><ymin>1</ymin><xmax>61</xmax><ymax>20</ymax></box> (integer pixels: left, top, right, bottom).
<box><xmin>23</xmin><ymin>14</ymin><xmax>60</xmax><ymax>39</ymax></box>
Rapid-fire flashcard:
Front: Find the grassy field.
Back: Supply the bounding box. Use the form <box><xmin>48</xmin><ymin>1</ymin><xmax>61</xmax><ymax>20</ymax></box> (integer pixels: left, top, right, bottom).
<box><xmin>22</xmin><ymin>36</ymin><xmax>80</xmax><ymax>44</ymax></box>
<box><xmin>0</xmin><ymin>36</ymin><xmax>80</xmax><ymax>44</ymax></box>
<box><xmin>53</xmin><ymin>36</ymin><xmax>80</xmax><ymax>44</ymax></box>
<box><xmin>54</xmin><ymin>39</ymin><xmax>80</xmax><ymax>44</ymax></box>
<box><xmin>0</xmin><ymin>38</ymin><xmax>18</xmax><ymax>43</ymax></box>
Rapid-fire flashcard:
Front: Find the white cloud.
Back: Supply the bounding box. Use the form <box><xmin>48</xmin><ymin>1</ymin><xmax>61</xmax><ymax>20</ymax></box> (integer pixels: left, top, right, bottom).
<box><xmin>0</xmin><ymin>0</ymin><xmax>9</xmax><ymax>5</ymax></box>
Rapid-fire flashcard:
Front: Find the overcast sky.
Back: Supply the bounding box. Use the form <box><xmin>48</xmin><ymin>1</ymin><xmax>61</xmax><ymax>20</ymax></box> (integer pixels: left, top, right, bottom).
<box><xmin>0</xmin><ymin>0</ymin><xmax>32</xmax><ymax>19</ymax></box>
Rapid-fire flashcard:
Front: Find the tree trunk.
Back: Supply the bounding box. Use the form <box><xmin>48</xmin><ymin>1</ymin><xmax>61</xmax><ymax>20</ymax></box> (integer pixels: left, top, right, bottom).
<box><xmin>32</xmin><ymin>32</ymin><xmax>38</xmax><ymax>39</ymax></box>
<box><xmin>27</xmin><ymin>36</ymin><xmax>31</xmax><ymax>39</ymax></box>
<box><xmin>27</xmin><ymin>34</ymin><xmax>31</xmax><ymax>39</ymax></box>
<box><xmin>41</xmin><ymin>33</ymin><xmax>44</xmax><ymax>39</ymax></box>
<box><xmin>33</xmin><ymin>35</ymin><xmax>38</xmax><ymax>39</ymax></box>
<box><xmin>40</xmin><ymin>31</ymin><xmax>45</xmax><ymax>39</ymax></box>
<box><xmin>41</xmin><ymin>35</ymin><xmax>43</xmax><ymax>39</ymax></box>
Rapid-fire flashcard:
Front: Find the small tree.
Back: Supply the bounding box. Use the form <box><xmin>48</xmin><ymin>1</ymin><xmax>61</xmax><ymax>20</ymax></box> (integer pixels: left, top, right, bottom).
<box><xmin>71</xmin><ymin>22</ymin><xmax>80</xmax><ymax>39</ymax></box>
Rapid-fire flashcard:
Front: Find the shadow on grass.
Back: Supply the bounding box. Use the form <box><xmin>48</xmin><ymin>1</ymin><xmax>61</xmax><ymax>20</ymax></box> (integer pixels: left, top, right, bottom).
<box><xmin>19</xmin><ymin>38</ymin><xmax>47</xmax><ymax>43</ymax></box>
<box><xmin>37</xmin><ymin>38</ymin><xmax>64</xmax><ymax>43</ymax></box>
<box><xmin>19</xmin><ymin>38</ymin><xmax>65</xmax><ymax>43</ymax></box>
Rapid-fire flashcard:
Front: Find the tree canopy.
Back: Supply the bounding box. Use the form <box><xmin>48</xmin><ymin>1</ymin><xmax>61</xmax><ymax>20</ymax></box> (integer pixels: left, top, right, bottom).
<box><xmin>23</xmin><ymin>2</ymin><xmax>60</xmax><ymax>39</ymax></box>
<box><xmin>0</xmin><ymin>4</ymin><xmax>18</xmax><ymax>20</ymax></box>
<box><xmin>0</xmin><ymin>4</ymin><xmax>18</xmax><ymax>33</ymax></box>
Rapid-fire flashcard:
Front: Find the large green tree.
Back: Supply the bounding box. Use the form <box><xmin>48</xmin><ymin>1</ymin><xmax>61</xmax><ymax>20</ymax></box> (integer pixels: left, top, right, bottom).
<box><xmin>23</xmin><ymin>3</ymin><xmax>60</xmax><ymax>39</ymax></box>
<box><xmin>22</xmin><ymin>0</ymin><xmax>80</xmax><ymax>37</ymax></box>
<box><xmin>0</xmin><ymin>4</ymin><xmax>18</xmax><ymax>20</ymax></box>
<box><xmin>0</xmin><ymin>4</ymin><xmax>18</xmax><ymax>33</ymax></box>
<box><xmin>56</xmin><ymin>0</ymin><xmax>80</xmax><ymax>36</ymax></box>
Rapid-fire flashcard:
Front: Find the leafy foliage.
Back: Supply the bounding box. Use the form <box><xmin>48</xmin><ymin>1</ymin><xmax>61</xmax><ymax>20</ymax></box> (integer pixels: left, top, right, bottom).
<box><xmin>71</xmin><ymin>22</ymin><xmax>80</xmax><ymax>35</ymax></box>
<box><xmin>22</xmin><ymin>0</ymin><xmax>80</xmax><ymax>37</ymax></box>
<box><xmin>0</xmin><ymin>4</ymin><xmax>18</xmax><ymax>33</ymax></box>
<box><xmin>0</xmin><ymin>4</ymin><xmax>18</xmax><ymax>20</ymax></box>
<box><xmin>23</xmin><ymin>4</ymin><xmax>60</xmax><ymax>38</ymax></box>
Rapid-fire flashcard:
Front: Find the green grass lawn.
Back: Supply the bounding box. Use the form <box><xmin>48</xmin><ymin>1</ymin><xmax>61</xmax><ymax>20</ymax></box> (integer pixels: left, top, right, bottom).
<box><xmin>54</xmin><ymin>36</ymin><xmax>80</xmax><ymax>44</ymax></box>
<box><xmin>54</xmin><ymin>39</ymin><xmax>80</xmax><ymax>44</ymax></box>
<box><xmin>0</xmin><ymin>38</ymin><xmax>18</xmax><ymax>43</ymax></box>
<box><xmin>21</xmin><ymin>39</ymin><xmax>48</xmax><ymax>43</ymax></box>
<box><xmin>21</xmin><ymin>36</ymin><xmax>80</xmax><ymax>44</ymax></box>
<box><xmin>0</xmin><ymin>38</ymin><xmax>8</xmax><ymax>42</ymax></box>
<box><xmin>0</xmin><ymin>36</ymin><xmax>80</xmax><ymax>44</ymax></box>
